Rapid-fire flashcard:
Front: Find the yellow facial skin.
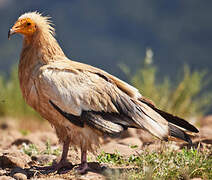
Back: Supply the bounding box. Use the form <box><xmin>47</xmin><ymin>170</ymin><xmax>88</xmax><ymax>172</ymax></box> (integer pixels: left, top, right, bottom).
<box><xmin>10</xmin><ymin>18</ymin><xmax>37</xmax><ymax>37</ymax></box>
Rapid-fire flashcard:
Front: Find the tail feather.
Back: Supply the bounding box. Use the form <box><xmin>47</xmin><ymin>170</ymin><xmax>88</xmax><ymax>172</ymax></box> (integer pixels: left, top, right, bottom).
<box><xmin>138</xmin><ymin>98</ymin><xmax>199</xmax><ymax>144</ymax></box>
<box><xmin>140</xmin><ymin>98</ymin><xmax>199</xmax><ymax>133</ymax></box>
<box><xmin>134</xmin><ymin>101</ymin><xmax>169</xmax><ymax>141</ymax></box>
<box><xmin>168</xmin><ymin>123</ymin><xmax>192</xmax><ymax>144</ymax></box>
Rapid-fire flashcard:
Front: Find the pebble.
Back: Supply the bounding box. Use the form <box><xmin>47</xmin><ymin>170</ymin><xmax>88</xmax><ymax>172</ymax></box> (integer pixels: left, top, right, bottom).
<box><xmin>13</xmin><ymin>173</ymin><xmax>27</xmax><ymax>180</ymax></box>
<box><xmin>0</xmin><ymin>176</ymin><xmax>15</xmax><ymax>180</ymax></box>
<box><xmin>0</xmin><ymin>150</ymin><xmax>30</xmax><ymax>169</ymax></box>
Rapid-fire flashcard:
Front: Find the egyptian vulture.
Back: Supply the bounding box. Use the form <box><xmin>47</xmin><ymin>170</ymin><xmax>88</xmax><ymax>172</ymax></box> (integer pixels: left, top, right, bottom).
<box><xmin>8</xmin><ymin>12</ymin><xmax>198</xmax><ymax>173</ymax></box>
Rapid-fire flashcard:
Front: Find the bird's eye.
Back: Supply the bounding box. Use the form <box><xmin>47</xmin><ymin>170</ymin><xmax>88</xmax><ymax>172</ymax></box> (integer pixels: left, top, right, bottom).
<box><xmin>27</xmin><ymin>22</ymin><xmax>31</xmax><ymax>26</ymax></box>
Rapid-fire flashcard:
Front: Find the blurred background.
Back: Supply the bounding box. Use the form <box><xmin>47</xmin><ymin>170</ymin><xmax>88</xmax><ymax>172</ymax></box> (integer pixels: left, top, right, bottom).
<box><xmin>0</xmin><ymin>2</ymin><xmax>212</xmax><ymax>179</ymax></box>
<box><xmin>0</xmin><ymin>0</ymin><xmax>212</xmax><ymax>120</ymax></box>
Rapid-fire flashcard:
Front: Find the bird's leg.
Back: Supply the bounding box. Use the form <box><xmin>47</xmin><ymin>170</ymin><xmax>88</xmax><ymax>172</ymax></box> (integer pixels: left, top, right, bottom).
<box><xmin>36</xmin><ymin>140</ymin><xmax>72</xmax><ymax>171</ymax></box>
<box><xmin>76</xmin><ymin>149</ymin><xmax>89</xmax><ymax>174</ymax></box>
<box><xmin>55</xmin><ymin>139</ymin><xmax>71</xmax><ymax>169</ymax></box>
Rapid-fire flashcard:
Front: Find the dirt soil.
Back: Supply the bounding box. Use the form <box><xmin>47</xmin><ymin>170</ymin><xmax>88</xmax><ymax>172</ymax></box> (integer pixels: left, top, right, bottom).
<box><xmin>0</xmin><ymin>116</ymin><xmax>212</xmax><ymax>180</ymax></box>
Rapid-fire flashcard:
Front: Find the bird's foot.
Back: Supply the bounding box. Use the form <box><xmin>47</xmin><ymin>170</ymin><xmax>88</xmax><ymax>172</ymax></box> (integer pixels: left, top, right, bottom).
<box><xmin>35</xmin><ymin>161</ymin><xmax>73</xmax><ymax>173</ymax></box>
<box><xmin>76</xmin><ymin>162</ymin><xmax>90</xmax><ymax>174</ymax></box>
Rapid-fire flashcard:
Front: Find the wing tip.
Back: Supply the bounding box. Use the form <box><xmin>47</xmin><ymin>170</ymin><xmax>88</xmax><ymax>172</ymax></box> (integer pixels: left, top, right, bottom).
<box><xmin>169</xmin><ymin>123</ymin><xmax>192</xmax><ymax>145</ymax></box>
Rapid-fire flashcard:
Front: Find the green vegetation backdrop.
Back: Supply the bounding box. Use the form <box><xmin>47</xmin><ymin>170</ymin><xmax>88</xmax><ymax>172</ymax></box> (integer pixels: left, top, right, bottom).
<box><xmin>0</xmin><ymin>49</ymin><xmax>211</xmax><ymax>122</ymax></box>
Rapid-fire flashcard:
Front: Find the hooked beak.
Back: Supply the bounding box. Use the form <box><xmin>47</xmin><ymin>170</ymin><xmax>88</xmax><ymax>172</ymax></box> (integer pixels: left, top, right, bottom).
<box><xmin>8</xmin><ymin>28</ymin><xmax>16</xmax><ymax>40</ymax></box>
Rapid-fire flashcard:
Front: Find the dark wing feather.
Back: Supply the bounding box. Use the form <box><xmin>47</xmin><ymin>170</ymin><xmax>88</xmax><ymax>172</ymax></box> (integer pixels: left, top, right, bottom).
<box><xmin>168</xmin><ymin>123</ymin><xmax>192</xmax><ymax>144</ymax></box>
<box><xmin>49</xmin><ymin>100</ymin><xmax>84</xmax><ymax>127</ymax></box>
<box><xmin>49</xmin><ymin>100</ymin><xmax>137</xmax><ymax>137</ymax></box>
<box><xmin>81</xmin><ymin>111</ymin><xmax>125</xmax><ymax>137</ymax></box>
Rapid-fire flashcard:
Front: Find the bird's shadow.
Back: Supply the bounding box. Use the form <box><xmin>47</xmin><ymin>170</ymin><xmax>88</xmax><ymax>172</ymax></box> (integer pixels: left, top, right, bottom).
<box><xmin>20</xmin><ymin>161</ymin><xmax>135</xmax><ymax>178</ymax></box>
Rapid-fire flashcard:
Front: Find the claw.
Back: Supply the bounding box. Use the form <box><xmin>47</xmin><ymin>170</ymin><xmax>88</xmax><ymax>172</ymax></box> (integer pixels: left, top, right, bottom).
<box><xmin>76</xmin><ymin>162</ymin><xmax>90</xmax><ymax>174</ymax></box>
<box><xmin>36</xmin><ymin>161</ymin><xmax>73</xmax><ymax>173</ymax></box>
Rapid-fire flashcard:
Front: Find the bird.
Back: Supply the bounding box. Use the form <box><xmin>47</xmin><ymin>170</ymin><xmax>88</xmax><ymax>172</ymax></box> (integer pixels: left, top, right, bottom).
<box><xmin>8</xmin><ymin>12</ymin><xmax>198</xmax><ymax>174</ymax></box>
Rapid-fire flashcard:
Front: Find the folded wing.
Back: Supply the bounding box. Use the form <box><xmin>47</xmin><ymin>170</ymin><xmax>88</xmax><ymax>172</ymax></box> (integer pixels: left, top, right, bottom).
<box><xmin>37</xmin><ymin>61</ymin><xmax>170</xmax><ymax>140</ymax></box>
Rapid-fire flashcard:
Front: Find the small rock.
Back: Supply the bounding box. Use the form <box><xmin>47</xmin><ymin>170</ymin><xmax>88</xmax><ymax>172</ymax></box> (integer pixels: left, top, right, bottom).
<box><xmin>0</xmin><ymin>150</ymin><xmax>30</xmax><ymax>169</ymax></box>
<box><xmin>13</xmin><ymin>173</ymin><xmax>27</xmax><ymax>180</ymax></box>
<box><xmin>0</xmin><ymin>176</ymin><xmax>15</xmax><ymax>180</ymax></box>
<box><xmin>0</xmin><ymin>169</ymin><xmax>7</xmax><ymax>176</ymax></box>
<box><xmin>11</xmin><ymin>139</ymin><xmax>32</xmax><ymax>146</ymax></box>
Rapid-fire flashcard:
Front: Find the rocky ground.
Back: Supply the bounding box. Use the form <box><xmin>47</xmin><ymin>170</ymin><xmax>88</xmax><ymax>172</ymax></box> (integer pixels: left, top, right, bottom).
<box><xmin>0</xmin><ymin>116</ymin><xmax>212</xmax><ymax>180</ymax></box>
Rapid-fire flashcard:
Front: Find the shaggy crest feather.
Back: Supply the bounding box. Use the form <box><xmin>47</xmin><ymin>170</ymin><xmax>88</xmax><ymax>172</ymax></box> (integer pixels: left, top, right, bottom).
<box><xmin>19</xmin><ymin>11</ymin><xmax>55</xmax><ymax>36</ymax></box>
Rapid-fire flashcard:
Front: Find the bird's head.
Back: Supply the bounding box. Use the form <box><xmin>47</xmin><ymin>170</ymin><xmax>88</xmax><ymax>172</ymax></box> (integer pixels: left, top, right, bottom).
<box><xmin>8</xmin><ymin>18</ymin><xmax>37</xmax><ymax>39</ymax></box>
<box><xmin>8</xmin><ymin>12</ymin><xmax>55</xmax><ymax>40</ymax></box>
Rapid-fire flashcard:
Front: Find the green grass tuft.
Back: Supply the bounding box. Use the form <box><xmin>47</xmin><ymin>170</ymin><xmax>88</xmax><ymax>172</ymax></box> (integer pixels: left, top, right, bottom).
<box><xmin>22</xmin><ymin>141</ymin><xmax>61</xmax><ymax>157</ymax></box>
<box><xmin>98</xmin><ymin>147</ymin><xmax>212</xmax><ymax>179</ymax></box>
<box><xmin>22</xmin><ymin>143</ymin><xmax>39</xmax><ymax>156</ymax></box>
